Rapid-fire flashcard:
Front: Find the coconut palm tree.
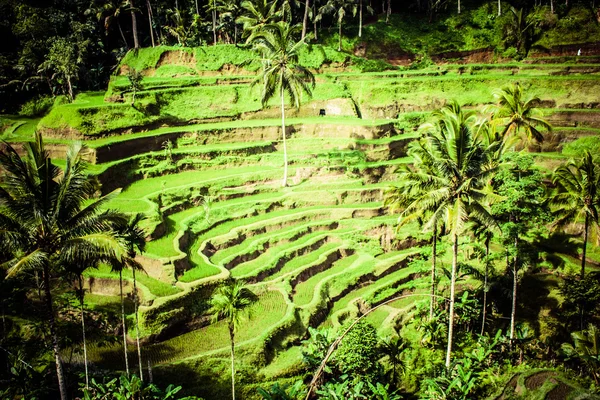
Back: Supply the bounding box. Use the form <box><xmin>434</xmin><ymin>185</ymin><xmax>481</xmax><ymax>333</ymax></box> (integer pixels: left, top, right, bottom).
<box><xmin>88</xmin><ymin>0</ymin><xmax>129</xmax><ymax>48</ymax></box>
<box><xmin>0</xmin><ymin>132</ymin><xmax>127</xmax><ymax>400</ymax></box>
<box><xmin>491</xmin><ymin>82</ymin><xmax>552</xmax><ymax>145</ymax></box>
<box><xmin>210</xmin><ymin>279</ymin><xmax>257</xmax><ymax>400</ymax></box>
<box><xmin>550</xmin><ymin>151</ymin><xmax>600</xmax><ymax>279</ymax></box>
<box><xmin>385</xmin><ymin>139</ymin><xmax>443</xmax><ymax>321</ymax></box>
<box><xmin>317</xmin><ymin>0</ymin><xmax>357</xmax><ymax>51</ymax></box>
<box><xmin>237</xmin><ymin>0</ymin><xmax>282</xmax><ymax>41</ymax></box>
<box><xmin>251</xmin><ymin>22</ymin><xmax>315</xmax><ymax>187</ymax></box>
<box><xmin>125</xmin><ymin>0</ymin><xmax>140</xmax><ymax>48</ymax></box>
<box><xmin>401</xmin><ymin>102</ymin><xmax>498</xmax><ymax>369</ymax></box>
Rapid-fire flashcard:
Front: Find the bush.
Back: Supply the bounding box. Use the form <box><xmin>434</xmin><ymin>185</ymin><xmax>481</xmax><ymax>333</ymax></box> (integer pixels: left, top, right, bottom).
<box><xmin>19</xmin><ymin>96</ymin><xmax>55</xmax><ymax>117</ymax></box>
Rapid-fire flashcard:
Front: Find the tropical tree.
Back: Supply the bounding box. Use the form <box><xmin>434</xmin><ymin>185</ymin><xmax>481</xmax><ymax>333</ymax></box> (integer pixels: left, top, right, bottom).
<box><xmin>357</xmin><ymin>0</ymin><xmax>374</xmax><ymax>38</ymax></box>
<box><xmin>0</xmin><ymin>132</ymin><xmax>127</xmax><ymax>400</ymax></box>
<box><xmin>385</xmin><ymin>139</ymin><xmax>443</xmax><ymax>321</ymax></box>
<box><xmin>550</xmin><ymin>150</ymin><xmax>600</xmax><ymax>279</ymax></box>
<box><xmin>251</xmin><ymin>22</ymin><xmax>315</xmax><ymax>187</ymax></box>
<box><xmin>38</xmin><ymin>38</ymin><xmax>80</xmax><ymax>101</ymax></box>
<box><xmin>400</xmin><ymin>102</ymin><xmax>499</xmax><ymax>369</ymax></box>
<box><xmin>113</xmin><ymin>213</ymin><xmax>147</xmax><ymax>381</ymax></box>
<box><xmin>219</xmin><ymin>0</ymin><xmax>244</xmax><ymax>44</ymax></box>
<box><xmin>317</xmin><ymin>0</ymin><xmax>358</xmax><ymax>51</ymax></box>
<box><xmin>378</xmin><ymin>335</ymin><xmax>406</xmax><ymax>385</ymax></box>
<box><xmin>125</xmin><ymin>0</ymin><xmax>140</xmax><ymax>48</ymax></box>
<box><xmin>209</xmin><ymin>279</ymin><xmax>257</xmax><ymax>400</ymax></box>
<box><xmin>127</xmin><ymin>67</ymin><xmax>143</xmax><ymax>105</ymax></box>
<box><xmin>237</xmin><ymin>0</ymin><xmax>282</xmax><ymax>40</ymax></box>
<box><xmin>502</xmin><ymin>7</ymin><xmax>535</xmax><ymax>58</ymax></box>
<box><xmin>561</xmin><ymin>323</ymin><xmax>600</xmax><ymax>384</ymax></box>
<box><xmin>490</xmin><ymin>82</ymin><xmax>552</xmax><ymax>145</ymax></box>
<box><xmin>88</xmin><ymin>0</ymin><xmax>129</xmax><ymax>48</ymax></box>
<box><xmin>491</xmin><ymin>152</ymin><xmax>548</xmax><ymax>341</ymax></box>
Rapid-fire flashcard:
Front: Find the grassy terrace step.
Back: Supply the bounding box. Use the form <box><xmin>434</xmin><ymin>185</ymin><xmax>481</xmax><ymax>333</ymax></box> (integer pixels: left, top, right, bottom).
<box><xmin>294</xmin><ymin>247</ymin><xmax>419</xmax><ymax>315</ymax></box>
<box><xmin>94</xmin><ymin>140</ymin><xmax>276</xmax><ymax>165</ymax></box>
<box><xmin>267</xmin><ymin>241</ymin><xmax>344</xmax><ymax>283</ymax></box>
<box><xmin>83</xmin><ymin>264</ymin><xmax>181</xmax><ymax>300</ymax></box>
<box><xmin>211</xmin><ymin>220</ymin><xmax>338</xmax><ymax>268</ymax></box>
<box><xmin>326</xmin><ymin>258</ymin><xmax>429</xmax><ymax>323</ymax></box>
<box><xmin>230</xmin><ymin>229</ymin><xmax>352</xmax><ymax>281</ymax></box>
<box><xmin>293</xmin><ymin>253</ymin><xmax>363</xmax><ymax>307</ymax></box>
<box><xmin>83</xmin><ymin>287</ymin><xmax>287</xmax><ymax>367</ymax></box>
<box><xmin>179</xmin><ymin>202</ymin><xmax>381</xmax><ymax>283</ymax></box>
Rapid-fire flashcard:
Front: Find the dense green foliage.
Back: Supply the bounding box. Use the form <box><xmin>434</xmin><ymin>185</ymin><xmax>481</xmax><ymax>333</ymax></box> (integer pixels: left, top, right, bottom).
<box><xmin>4</xmin><ymin>1</ymin><xmax>600</xmax><ymax>399</ymax></box>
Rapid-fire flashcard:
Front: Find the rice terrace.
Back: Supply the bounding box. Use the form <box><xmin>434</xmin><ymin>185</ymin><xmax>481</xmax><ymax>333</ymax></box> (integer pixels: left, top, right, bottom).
<box><xmin>3</xmin><ymin>0</ymin><xmax>600</xmax><ymax>399</ymax></box>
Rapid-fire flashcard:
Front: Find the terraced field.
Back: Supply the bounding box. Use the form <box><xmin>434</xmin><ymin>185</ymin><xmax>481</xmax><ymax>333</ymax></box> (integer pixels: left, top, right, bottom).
<box><xmin>3</xmin><ymin>45</ymin><xmax>600</xmax><ymax>384</ymax></box>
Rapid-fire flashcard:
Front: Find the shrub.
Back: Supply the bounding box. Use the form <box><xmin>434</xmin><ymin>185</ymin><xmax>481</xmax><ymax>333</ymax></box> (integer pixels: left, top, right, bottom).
<box><xmin>19</xmin><ymin>96</ymin><xmax>55</xmax><ymax>117</ymax></box>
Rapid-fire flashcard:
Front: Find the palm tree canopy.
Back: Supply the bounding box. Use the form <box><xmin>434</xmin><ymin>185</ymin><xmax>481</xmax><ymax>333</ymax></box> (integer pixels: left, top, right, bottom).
<box><xmin>0</xmin><ymin>132</ymin><xmax>128</xmax><ymax>278</ymax></box>
<box><xmin>237</xmin><ymin>0</ymin><xmax>282</xmax><ymax>39</ymax></box>
<box><xmin>317</xmin><ymin>0</ymin><xmax>358</xmax><ymax>25</ymax></box>
<box><xmin>250</xmin><ymin>22</ymin><xmax>315</xmax><ymax>109</ymax></box>
<box><xmin>491</xmin><ymin>82</ymin><xmax>551</xmax><ymax>143</ymax></box>
<box><xmin>209</xmin><ymin>280</ymin><xmax>257</xmax><ymax>330</ymax></box>
<box><xmin>550</xmin><ymin>150</ymin><xmax>600</xmax><ymax>230</ymax></box>
<box><xmin>397</xmin><ymin>102</ymin><xmax>499</xmax><ymax>238</ymax></box>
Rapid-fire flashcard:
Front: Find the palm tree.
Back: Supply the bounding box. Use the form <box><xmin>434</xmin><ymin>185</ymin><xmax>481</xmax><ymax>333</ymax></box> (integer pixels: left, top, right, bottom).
<box><xmin>400</xmin><ymin>102</ymin><xmax>498</xmax><ymax>369</ymax></box>
<box><xmin>317</xmin><ymin>0</ymin><xmax>358</xmax><ymax>51</ymax></box>
<box><xmin>210</xmin><ymin>280</ymin><xmax>257</xmax><ymax>400</ymax></box>
<box><xmin>301</xmin><ymin>0</ymin><xmax>311</xmax><ymax>40</ymax></box>
<box><xmin>551</xmin><ymin>151</ymin><xmax>600</xmax><ymax>279</ymax></box>
<box><xmin>237</xmin><ymin>0</ymin><xmax>282</xmax><ymax>41</ymax></box>
<box><xmin>561</xmin><ymin>324</ymin><xmax>600</xmax><ymax>384</ymax></box>
<box><xmin>124</xmin><ymin>0</ymin><xmax>140</xmax><ymax>49</ymax></box>
<box><xmin>113</xmin><ymin>213</ymin><xmax>147</xmax><ymax>381</ymax></box>
<box><xmin>385</xmin><ymin>139</ymin><xmax>443</xmax><ymax>321</ymax></box>
<box><xmin>491</xmin><ymin>82</ymin><xmax>552</xmax><ymax>145</ymax></box>
<box><xmin>88</xmin><ymin>0</ymin><xmax>129</xmax><ymax>48</ymax></box>
<box><xmin>378</xmin><ymin>335</ymin><xmax>405</xmax><ymax>385</ymax></box>
<box><xmin>251</xmin><ymin>22</ymin><xmax>315</xmax><ymax>187</ymax></box>
<box><xmin>357</xmin><ymin>0</ymin><xmax>373</xmax><ymax>38</ymax></box>
<box><xmin>502</xmin><ymin>7</ymin><xmax>535</xmax><ymax>58</ymax></box>
<box><xmin>0</xmin><ymin>132</ymin><xmax>127</xmax><ymax>400</ymax></box>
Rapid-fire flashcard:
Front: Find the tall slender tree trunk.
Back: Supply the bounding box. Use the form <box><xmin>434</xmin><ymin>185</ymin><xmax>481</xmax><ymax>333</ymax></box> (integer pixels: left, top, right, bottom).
<box><xmin>280</xmin><ymin>83</ymin><xmax>288</xmax><ymax>187</ymax></box>
<box><xmin>302</xmin><ymin>0</ymin><xmax>310</xmax><ymax>40</ymax></box>
<box><xmin>338</xmin><ymin>22</ymin><xmax>342</xmax><ymax>51</ymax></box>
<box><xmin>429</xmin><ymin>225</ymin><xmax>437</xmax><ymax>321</ymax></box>
<box><xmin>132</xmin><ymin>268</ymin><xmax>143</xmax><ymax>380</ymax></box>
<box><xmin>510</xmin><ymin>236</ymin><xmax>518</xmax><ymax>341</ymax></box>
<box><xmin>581</xmin><ymin>214</ymin><xmax>589</xmax><ymax>279</ymax></box>
<box><xmin>498</xmin><ymin>0</ymin><xmax>501</xmax><ymax>16</ymax></box>
<box><xmin>131</xmin><ymin>0</ymin><xmax>140</xmax><ymax>49</ymax></box>
<box><xmin>458</xmin><ymin>0</ymin><xmax>461</xmax><ymax>14</ymax></box>
<box><xmin>551</xmin><ymin>0</ymin><xmax>554</xmax><ymax>13</ymax></box>
<box><xmin>43</xmin><ymin>265</ymin><xmax>68</xmax><ymax>400</ymax></box>
<box><xmin>229</xmin><ymin>325</ymin><xmax>236</xmax><ymax>400</ymax></box>
<box><xmin>146</xmin><ymin>0</ymin><xmax>155</xmax><ymax>47</ymax></box>
<box><xmin>386</xmin><ymin>0</ymin><xmax>391</xmax><ymax>23</ymax></box>
<box><xmin>213</xmin><ymin>9</ymin><xmax>218</xmax><ymax>44</ymax></box>
<box><xmin>313</xmin><ymin>1</ymin><xmax>318</xmax><ymax>40</ymax></box>
<box><xmin>234</xmin><ymin>24</ymin><xmax>238</xmax><ymax>45</ymax></box>
<box><xmin>66</xmin><ymin>75</ymin><xmax>74</xmax><ymax>102</ymax></box>
<box><xmin>445</xmin><ymin>234</ymin><xmax>458</xmax><ymax>369</ymax></box>
<box><xmin>118</xmin><ymin>21</ymin><xmax>129</xmax><ymax>49</ymax></box>
<box><xmin>195</xmin><ymin>0</ymin><xmax>199</xmax><ymax>15</ymax></box>
<box><xmin>120</xmin><ymin>271</ymin><xmax>130</xmax><ymax>377</ymax></box>
<box><xmin>359</xmin><ymin>0</ymin><xmax>363</xmax><ymax>37</ymax></box>
<box><xmin>480</xmin><ymin>237</ymin><xmax>490</xmax><ymax>336</ymax></box>
<box><xmin>78</xmin><ymin>276</ymin><xmax>89</xmax><ymax>389</ymax></box>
